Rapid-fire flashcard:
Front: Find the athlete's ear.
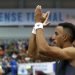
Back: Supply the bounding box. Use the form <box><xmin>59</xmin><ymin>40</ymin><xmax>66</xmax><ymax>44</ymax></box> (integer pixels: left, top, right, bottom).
<box><xmin>73</xmin><ymin>40</ymin><xmax>75</xmax><ymax>47</ymax></box>
<box><xmin>63</xmin><ymin>34</ymin><xmax>68</xmax><ymax>42</ymax></box>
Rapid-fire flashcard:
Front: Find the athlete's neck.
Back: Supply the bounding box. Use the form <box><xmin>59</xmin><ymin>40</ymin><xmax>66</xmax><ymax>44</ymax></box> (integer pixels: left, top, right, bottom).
<box><xmin>63</xmin><ymin>41</ymin><xmax>72</xmax><ymax>48</ymax></box>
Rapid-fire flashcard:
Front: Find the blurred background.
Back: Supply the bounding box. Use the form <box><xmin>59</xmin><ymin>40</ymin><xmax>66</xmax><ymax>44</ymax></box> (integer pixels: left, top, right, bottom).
<box><xmin>0</xmin><ymin>0</ymin><xmax>75</xmax><ymax>8</ymax></box>
<box><xmin>0</xmin><ymin>0</ymin><xmax>74</xmax><ymax>75</ymax></box>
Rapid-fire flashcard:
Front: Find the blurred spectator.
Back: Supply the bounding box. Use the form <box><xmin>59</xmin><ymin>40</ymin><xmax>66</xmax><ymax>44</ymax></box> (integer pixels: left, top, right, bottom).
<box><xmin>20</xmin><ymin>56</ymin><xmax>26</xmax><ymax>63</ymax></box>
<box><xmin>2</xmin><ymin>56</ymin><xmax>11</xmax><ymax>75</ymax></box>
<box><xmin>10</xmin><ymin>56</ymin><xmax>18</xmax><ymax>75</ymax></box>
<box><xmin>24</xmin><ymin>39</ymin><xmax>29</xmax><ymax>51</ymax></box>
<box><xmin>0</xmin><ymin>65</ymin><xmax>4</xmax><ymax>75</ymax></box>
<box><xmin>0</xmin><ymin>47</ymin><xmax>5</xmax><ymax>57</ymax></box>
<box><xmin>17</xmin><ymin>40</ymin><xmax>23</xmax><ymax>50</ymax></box>
<box><xmin>25</xmin><ymin>57</ymin><xmax>31</xmax><ymax>63</ymax></box>
<box><xmin>12</xmin><ymin>52</ymin><xmax>17</xmax><ymax>60</ymax></box>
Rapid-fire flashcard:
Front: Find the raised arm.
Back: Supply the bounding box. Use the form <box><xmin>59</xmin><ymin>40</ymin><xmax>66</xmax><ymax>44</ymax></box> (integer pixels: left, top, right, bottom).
<box><xmin>27</xmin><ymin>32</ymin><xmax>54</xmax><ymax>61</ymax></box>
<box><xmin>27</xmin><ymin>31</ymin><xmax>37</xmax><ymax>60</ymax></box>
<box><xmin>27</xmin><ymin>5</ymin><xmax>51</xmax><ymax>61</ymax></box>
<box><xmin>35</xmin><ymin>5</ymin><xmax>75</xmax><ymax>60</ymax></box>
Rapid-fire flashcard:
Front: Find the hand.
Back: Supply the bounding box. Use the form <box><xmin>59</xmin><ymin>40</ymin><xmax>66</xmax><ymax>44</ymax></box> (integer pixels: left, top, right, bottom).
<box><xmin>35</xmin><ymin>5</ymin><xmax>50</xmax><ymax>26</ymax></box>
<box><xmin>35</xmin><ymin>5</ymin><xmax>42</xmax><ymax>23</ymax></box>
<box><xmin>42</xmin><ymin>11</ymin><xmax>50</xmax><ymax>26</ymax></box>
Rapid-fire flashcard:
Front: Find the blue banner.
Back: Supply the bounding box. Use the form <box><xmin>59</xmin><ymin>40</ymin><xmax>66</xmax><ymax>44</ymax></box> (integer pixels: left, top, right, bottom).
<box><xmin>0</xmin><ymin>9</ymin><xmax>74</xmax><ymax>26</ymax></box>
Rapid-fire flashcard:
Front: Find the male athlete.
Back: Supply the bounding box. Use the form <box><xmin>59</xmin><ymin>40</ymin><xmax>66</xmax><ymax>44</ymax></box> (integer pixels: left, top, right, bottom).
<box><xmin>28</xmin><ymin>5</ymin><xmax>75</xmax><ymax>75</ymax></box>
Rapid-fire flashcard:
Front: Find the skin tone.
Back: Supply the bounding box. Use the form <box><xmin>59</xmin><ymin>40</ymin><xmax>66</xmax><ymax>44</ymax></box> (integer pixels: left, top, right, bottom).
<box><xmin>27</xmin><ymin>6</ymin><xmax>51</xmax><ymax>61</ymax></box>
<box><xmin>28</xmin><ymin>5</ymin><xmax>75</xmax><ymax>66</ymax></box>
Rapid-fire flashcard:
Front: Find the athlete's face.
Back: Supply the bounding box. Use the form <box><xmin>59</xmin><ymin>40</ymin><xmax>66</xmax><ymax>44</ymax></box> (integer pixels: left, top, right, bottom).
<box><xmin>52</xmin><ymin>26</ymin><xmax>65</xmax><ymax>47</ymax></box>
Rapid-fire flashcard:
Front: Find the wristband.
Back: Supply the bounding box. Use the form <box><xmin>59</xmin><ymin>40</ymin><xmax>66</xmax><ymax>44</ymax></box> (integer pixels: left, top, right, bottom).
<box><xmin>34</xmin><ymin>23</ymin><xmax>43</xmax><ymax>30</ymax></box>
<box><xmin>32</xmin><ymin>27</ymin><xmax>36</xmax><ymax>34</ymax></box>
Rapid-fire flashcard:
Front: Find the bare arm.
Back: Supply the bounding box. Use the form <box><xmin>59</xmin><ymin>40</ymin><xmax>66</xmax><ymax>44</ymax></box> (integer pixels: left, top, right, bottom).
<box><xmin>27</xmin><ymin>27</ymin><xmax>51</xmax><ymax>61</ymax></box>
<box><xmin>36</xmin><ymin>29</ymin><xmax>75</xmax><ymax>60</ymax></box>
<box><xmin>27</xmin><ymin>5</ymin><xmax>50</xmax><ymax>61</ymax></box>
<box><xmin>36</xmin><ymin>53</ymin><xmax>56</xmax><ymax>62</ymax></box>
<box><xmin>27</xmin><ymin>33</ymin><xmax>37</xmax><ymax>60</ymax></box>
<box><xmin>27</xmin><ymin>32</ymin><xmax>52</xmax><ymax>61</ymax></box>
<box><xmin>34</xmin><ymin>5</ymin><xmax>75</xmax><ymax>60</ymax></box>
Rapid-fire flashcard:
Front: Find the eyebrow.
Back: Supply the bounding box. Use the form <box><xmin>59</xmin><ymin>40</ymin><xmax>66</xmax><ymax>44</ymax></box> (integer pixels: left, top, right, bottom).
<box><xmin>55</xmin><ymin>32</ymin><xmax>58</xmax><ymax>35</ymax></box>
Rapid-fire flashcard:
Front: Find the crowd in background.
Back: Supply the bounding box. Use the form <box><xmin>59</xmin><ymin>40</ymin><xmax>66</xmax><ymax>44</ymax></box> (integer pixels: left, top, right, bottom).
<box><xmin>0</xmin><ymin>38</ymin><xmax>52</xmax><ymax>75</ymax></box>
<box><xmin>0</xmin><ymin>38</ymin><xmax>74</xmax><ymax>75</ymax></box>
<box><xmin>0</xmin><ymin>39</ymin><xmax>32</xmax><ymax>61</ymax></box>
<box><xmin>0</xmin><ymin>39</ymin><xmax>32</xmax><ymax>75</ymax></box>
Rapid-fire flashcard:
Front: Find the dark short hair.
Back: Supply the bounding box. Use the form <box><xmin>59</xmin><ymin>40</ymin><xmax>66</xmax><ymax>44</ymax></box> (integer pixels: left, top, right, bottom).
<box><xmin>58</xmin><ymin>22</ymin><xmax>75</xmax><ymax>42</ymax></box>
